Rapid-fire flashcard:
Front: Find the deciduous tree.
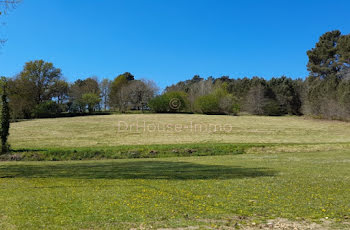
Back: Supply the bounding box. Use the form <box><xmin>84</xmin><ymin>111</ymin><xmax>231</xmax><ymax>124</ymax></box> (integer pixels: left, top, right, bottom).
<box><xmin>20</xmin><ymin>60</ymin><xmax>63</xmax><ymax>104</ymax></box>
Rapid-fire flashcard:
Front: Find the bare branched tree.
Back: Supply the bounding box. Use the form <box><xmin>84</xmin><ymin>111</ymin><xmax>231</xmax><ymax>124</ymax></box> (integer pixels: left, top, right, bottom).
<box><xmin>0</xmin><ymin>0</ymin><xmax>20</xmax><ymax>15</ymax></box>
<box><xmin>0</xmin><ymin>0</ymin><xmax>21</xmax><ymax>45</ymax></box>
<box><xmin>244</xmin><ymin>85</ymin><xmax>266</xmax><ymax>115</ymax></box>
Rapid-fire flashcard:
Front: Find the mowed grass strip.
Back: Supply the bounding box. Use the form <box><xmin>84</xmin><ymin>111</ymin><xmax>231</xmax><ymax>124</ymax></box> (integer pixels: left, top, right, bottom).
<box><xmin>0</xmin><ymin>150</ymin><xmax>350</xmax><ymax>229</ymax></box>
<box><xmin>9</xmin><ymin>114</ymin><xmax>350</xmax><ymax>148</ymax></box>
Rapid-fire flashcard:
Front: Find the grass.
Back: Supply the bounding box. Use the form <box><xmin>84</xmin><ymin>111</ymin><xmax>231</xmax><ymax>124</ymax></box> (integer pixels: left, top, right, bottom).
<box><xmin>8</xmin><ymin>114</ymin><xmax>350</xmax><ymax>161</ymax></box>
<box><xmin>0</xmin><ymin>151</ymin><xmax>350</xmax><ymax>229</ymax></box>
<box><xmin>9</xmin><ymin>114</ymin><xmax>350</xmax><ymax>148</ymax></box>
<box><xmin>2</xmin><ymin>114</ymin><xmax>350</xmax><ymax>228</ymax></box>
<box><xmin>3</xmin><ymin>142</ymin><xmax>350</xmax><ymax>161</ymax></box>
<box><xmin>2</xmin><ymin>143</ymin><xmax>247</xmax><ymax>161</ymax></box>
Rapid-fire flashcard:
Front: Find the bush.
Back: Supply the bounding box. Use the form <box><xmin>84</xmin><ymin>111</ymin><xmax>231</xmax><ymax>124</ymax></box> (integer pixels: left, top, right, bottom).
<box><xmin>195</xmin><ymin>94</ymin><xmax>220</xmax><ymax>114</ymax></box>
<box><xmin>148</xmin><ymin>95</ymin><xmax>169</xmax><ymax>113</ymax></box>
<box><xmin>195</xmin><ymin>88</ymin><xmax>240</xmax><ymax>115</ymax></box>
<box><xmin>219</xmin><ymin>94</ymin><xmax>240</xmax><ymax>115</ymax></box>
<box><xmin>32</xmin><ymin>101</ymin><xmax>62</xmax><ymax>118</ymax></box>
<box><xmin>148</xmin><ymin>91</ymin><xmax>189</xmax><ymax>113</ymax></box>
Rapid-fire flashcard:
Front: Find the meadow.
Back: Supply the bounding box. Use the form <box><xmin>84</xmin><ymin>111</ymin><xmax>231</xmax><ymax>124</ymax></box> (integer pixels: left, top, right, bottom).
<box><xmin>9</xmin><ymin>114</ymin><xmax>350</xmax><ymax>148</ymax></box>
<box><xmin>1</xmin><ymin>114</ymin><xmax>350</xmax><ymax>229</ymax></box>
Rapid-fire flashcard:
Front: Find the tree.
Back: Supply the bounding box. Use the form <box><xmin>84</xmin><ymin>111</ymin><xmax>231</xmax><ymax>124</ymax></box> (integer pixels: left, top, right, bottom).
<box><xmin>0</xmin><ymin>0</ymin><xmax>20</xmax><ymax>45</ymax></box>
<box><xmin>304</xmin><ymin>31</ymin><xmax>350</xmax><ymax>120</ymax></box>
<box><xmin>127</xmin><ymin>79</ymin><xmax>158</xmax><ymax>111</ymax></box>
<box><xmin>82</xmin><ymin>93</ymin><xmax>101</xmax><ymax>113</ymax></box>
<box><xmin>0</xmin><ymin>77</ymin><xmax>10</xmax><ymax>154</ymax></box>
<box><xmin>338</xmin><ymin>35</ymin><xmax>350</xmax><ymax>64</ymax></box>
<box><xmin>100</xmin><ymin>78</ymin><xmax>111</xmax><ymax>111</ymax></box>
<box><xmin>307</xmin><ymin>30</ymin><xmax>349</xmax><ymax>78</ymax></box>
<box><xmin>109</xmin><ymin>72</ymin><xmax>134</xmax><ymax>111</ymax></box>
<box><xmin>69</xmin><ymin>78</ymin><xmax>101</xmax><ymax>112</ymax></box>
<box><xmin>187</xmin><ymin>78</ymin><xmax>214</xmax><ymax>112</ymax></box>
<box><xmin>51</xmin><ymin>79</ymin><xmax>69</xmax><ymax>105</ymax></box>
<box><xmin>82</xmin><ymin>77</ymin><xmax>101</xmax><ymax>95</ymax></box>
<box><xmin>0</xmin><ymin>0</ymin><xmax>20</xmax><ymax>15</ymax></box>
<box><xmin>269</xmin><ymin>76</ymin><xmax>302</xmax><ymax>115</ymax></box>
<box><xmin>5</xmin><ymin>60</ymin><xmax>67</xmax><ymax>119</ymax></box>
<box><xmin>20</xmin><ymin>60</ymin><xmax>63</xmax><ymax>105</ymax></box>
<box><xmin>244</xmin><ymin>84</ymin><xmax>266</xmax><ymax>115</ymax></box>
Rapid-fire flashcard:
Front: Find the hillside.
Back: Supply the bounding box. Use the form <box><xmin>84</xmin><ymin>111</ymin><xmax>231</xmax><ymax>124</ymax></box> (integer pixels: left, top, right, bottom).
<box><xmin>10</xmin><ymin>114</ymin><xmax>350</xmax><ymax>149</ymax></box>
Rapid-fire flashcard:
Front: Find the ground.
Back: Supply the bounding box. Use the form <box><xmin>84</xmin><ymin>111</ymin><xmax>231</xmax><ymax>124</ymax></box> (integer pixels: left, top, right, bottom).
<box><xmin>1</xmin><ymin>114</ymin><xmax>350</xmax><ymax>229</ymax></box>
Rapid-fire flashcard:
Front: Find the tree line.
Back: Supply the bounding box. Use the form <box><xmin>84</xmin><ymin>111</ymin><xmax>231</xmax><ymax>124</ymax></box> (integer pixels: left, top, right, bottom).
<box><xmin>1</xmin><ymin>62</ymin><xmax>159</xmax><ymax>119</ymax></box>
<box><xmin>1</xmin><ymin>30</ymin><xmax>350</xmax><ymax>121</ymax></box>
<box><xmin>149</xmin><ymin>30</ymin><xmax>350</xmax><ymax>120</ymax></box>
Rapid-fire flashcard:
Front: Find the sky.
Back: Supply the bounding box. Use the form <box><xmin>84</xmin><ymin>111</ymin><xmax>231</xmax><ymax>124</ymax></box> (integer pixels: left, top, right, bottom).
<box><xmin>0</xmin><ymin>0</ymin><xmax>349</xmax><ymax>89</ymax></box>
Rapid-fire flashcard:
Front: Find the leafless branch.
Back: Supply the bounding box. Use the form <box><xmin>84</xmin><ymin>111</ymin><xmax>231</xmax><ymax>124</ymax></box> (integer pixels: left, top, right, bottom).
<box><xmin>0</xmin><ymin>0</ymin><xmax>21</xmax><ymax>15</ymax></box>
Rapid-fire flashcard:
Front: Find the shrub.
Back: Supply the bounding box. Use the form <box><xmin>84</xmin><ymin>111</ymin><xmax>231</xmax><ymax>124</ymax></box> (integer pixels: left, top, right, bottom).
<box><xmin>148</xmin><ymin>95</ymin><xmax>169</xmax><ymax>113</ymax></box>
<box><xmin>195</xmin><ymin>88</ymin><xmax>240</xmax><ymax>115</ymax></box>
<box><xmin>32</xmin><ymin>101</ymin><xmax>62</xmax><ymax>118</ymax></box>
<box><xmin>148</xmin><ymin>91</ymin><xmax>189</xmax><ymax>113</ymax></box>
<box><xmin>219</xmin><ymin>94</ymin><xmax>240</xmax><ymax>115</ymax></box>
<box><xmin>195</xmin><ymin>94</ymin><xmax>220</xmax><ymax>114</ymax></box>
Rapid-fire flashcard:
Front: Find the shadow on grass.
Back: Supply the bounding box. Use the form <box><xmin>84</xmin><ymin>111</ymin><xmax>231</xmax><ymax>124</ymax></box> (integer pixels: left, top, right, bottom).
<box><xmin>0</xmin><ymin>161</ymin><xmax>276</xmax><ymax>180</ymax></box>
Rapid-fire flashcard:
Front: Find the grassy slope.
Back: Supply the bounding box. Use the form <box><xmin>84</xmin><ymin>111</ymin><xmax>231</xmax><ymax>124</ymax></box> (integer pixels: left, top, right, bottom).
<box><xmin>7</xmin><ymin>114</ymin><xmax>350</xmax><ymax>161</ymax></box>
<box><xmin>0</xmin><ymin>151</ymin><xmax>350</xmax><ymax>229</ymax></box>
<box><xmin>2</xmin><ymin>114</ymin><xmax>350</xmax><ymax>228</ymax></box>
<box><xmin>10</xmin><ymin>114</ymin><xmax>350</xmax><ymax>148</ymax></box>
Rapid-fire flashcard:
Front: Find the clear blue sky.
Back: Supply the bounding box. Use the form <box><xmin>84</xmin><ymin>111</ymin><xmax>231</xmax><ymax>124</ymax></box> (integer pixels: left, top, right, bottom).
<box><xmin>0</xmin><ymin>0</ymin><xmax>349</xmax><ymax>89</ymax></box>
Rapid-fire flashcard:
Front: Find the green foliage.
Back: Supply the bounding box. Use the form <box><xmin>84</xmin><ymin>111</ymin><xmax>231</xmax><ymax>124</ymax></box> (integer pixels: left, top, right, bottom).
<box><xmin>195</xmin><ymin>93</ymin><xmax>220</xmax><ymax>114</ymax></box>
<box><xmin>338</xmin><ymin>34</ymin><xmax>350</xmax><ymax>63</ymax></box>
<box><xmin>195</xmin><ymin>88</ymin><xmax>240</xmax><ymax>115</ymax></box>
<box><xmin>147</xmin><ymin>95</ymin><xmax>169</xmax><ymax>112</ymax></box>
<box><xmin>0</xmin><ymin>78</ymin><xmax>10</xmax><ymax>154</ymax></box>
<box><xmin>111</xmin><ymin>74</ymin><xmax>128</xmax><ymax>91</ymax></box>
<box><xmin>51</xmin><ymin>80</ymin><xmax>69</xmax><ymax>105</ymax></box>
<box><xmin>69</xmin><ymin>78</ymin><xmax>101</xmax><ymax>113</ymax></box>
<box><xmin>109</xmin><ymin>72</ymin><xmax>135</xmax><ymax>111</ymax></box>
<box><xmin>148</xmin><ymin>91</ymin><xmax>188</xmax><ymax>113</ymax></box>
<box><xmin>6</xmin><ymin>60</ymin><xmax>67</xmax><ymax>119</ymax></box>
<box><xmin>262</xmin><ymin>99</ymin><xmax>283</xmax><ymax>116</ymax></box>
<box><xmin>1</xmin><ymin>143</ymin><xmax>247</xmax><ymax>161</ymax></box>
<box><xmin>81</xmin><ymin>93</ymin><xmax>101</xmax><ymax>113</ymax></box>
<box><xmin>338</xmin><ymin>80</ymin><xmax>350</xmax><ymax>107</ymax></box>
<box><xmin>268</xmin><ymin>76</ymin><xmax>302</xmax><ymax>115</ymax></box>
<box><xmin>304</xmin><ymin>31</ymin><xmax>350</xmax><ymax>120</ymax></box>
<box><xmin>32</xmin><ymin>101</ymin><xmax>62</xmax><ymax>118</ymax></box>
<box><xmin>307</xmin><ymin>30</ymin><xmax>343</xmax><ymax>78</ymax></box>
<box><xmin>20</xmin><ymin>60</ymin><xmax>62</xmax><ymax>104</ymax></box>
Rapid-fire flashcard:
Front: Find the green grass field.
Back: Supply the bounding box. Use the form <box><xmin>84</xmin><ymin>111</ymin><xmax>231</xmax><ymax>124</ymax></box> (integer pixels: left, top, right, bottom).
<box><xmin>1</xmin><ymin>114</ymin><xmax>350</xmax><ymax>229</ymax></box>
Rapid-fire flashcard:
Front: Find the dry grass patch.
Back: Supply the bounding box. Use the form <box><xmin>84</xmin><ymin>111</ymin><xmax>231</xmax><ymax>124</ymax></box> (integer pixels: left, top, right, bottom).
<box><xmin>9</xmin><ymin>114</ymin><xmax>350</xmax><ymax>148</ymax></box>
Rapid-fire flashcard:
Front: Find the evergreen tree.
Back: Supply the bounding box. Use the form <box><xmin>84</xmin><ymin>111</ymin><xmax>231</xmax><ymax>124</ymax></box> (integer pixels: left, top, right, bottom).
<box><xmin>1</xmin><ymin>78</ymin><xmax>10</xmax><ymax>154</ymax></box>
